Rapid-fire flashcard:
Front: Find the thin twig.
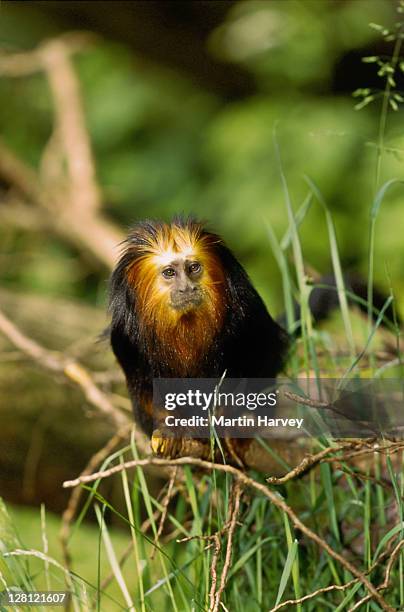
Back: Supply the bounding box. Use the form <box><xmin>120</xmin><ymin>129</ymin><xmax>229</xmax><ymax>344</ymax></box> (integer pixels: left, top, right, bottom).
<box><xmin>269</xmin><ymin>536</ymin><xmax>398</xmax><ymax>611</ymax></box>
<box><xmin>348</xmin><ymin>539</ymin><xmax>404</xmax><ymax>612</ymax></box>
<box><xmin>151</xmin><ymin>466</ymin><xmax>178</xmax><ymax>559</ymax></box>
<box><xmin>209</xmin><ymin>535</ymin><xmax>221</xmax><ymax>610</ymax></box>
<box><xmin>323</xmin><ymin>443</ymin><xmax>404</xmax><ymax>464</ymax></box>
<box><xmin>284</xmin><ymin>390</ymin><xmax>381</xmax><ymax>435</ymax></box>
<box><xmin>266</xmin><ymin>441</ymin><xmax>359</xmax><ymax>484</ymax></box>
<box><xmin>212</xmin><ymin>481</ymin><xmax>243</xmax><ymax>612</ymax></box>
<box><xmin>269</xmin><ymin>579</ymin><xmax>358</xmax><ymax>612</ymax></box>
<box><xmin>63</xmin><ymin>455</ymin><xmax>398</xmax><ymax>611</ymax></box>
<box><xmin>177</xmin><ymin>521</ymin><xmax>233</xmax><ymax>544</ymax></box>
<box><xmin>0</xmin><ymin>307</ymin><xmax>129</xmax><ymax>429</ymax></box>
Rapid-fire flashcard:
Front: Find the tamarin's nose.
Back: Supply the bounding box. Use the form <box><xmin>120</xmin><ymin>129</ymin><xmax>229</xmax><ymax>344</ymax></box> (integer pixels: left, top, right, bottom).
<box><xmin>179</xmin><ymin>284</ymin><xmax>197</xmax><ymax>293</ymax></box>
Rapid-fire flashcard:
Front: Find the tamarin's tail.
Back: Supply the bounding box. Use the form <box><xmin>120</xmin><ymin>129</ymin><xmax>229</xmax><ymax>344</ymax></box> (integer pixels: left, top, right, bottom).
<box><xmin>278</xmin><ymin>273</ymin><xmax>400</xmax><ymax>335</ymax></box>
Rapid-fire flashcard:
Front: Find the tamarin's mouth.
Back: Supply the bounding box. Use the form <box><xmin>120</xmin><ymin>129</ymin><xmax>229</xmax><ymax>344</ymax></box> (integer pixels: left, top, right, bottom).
<box><xmin>170</xmin><ymin>292</ymin><xmax>204</xmax><ymax>311</ymax></box>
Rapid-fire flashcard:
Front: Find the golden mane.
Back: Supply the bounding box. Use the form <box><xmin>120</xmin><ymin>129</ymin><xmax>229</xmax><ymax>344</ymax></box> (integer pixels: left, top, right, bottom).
<box><xmin>125</xmin><ymin>220</ymin><xmax>226</xmax><ymax>374</ymax></box>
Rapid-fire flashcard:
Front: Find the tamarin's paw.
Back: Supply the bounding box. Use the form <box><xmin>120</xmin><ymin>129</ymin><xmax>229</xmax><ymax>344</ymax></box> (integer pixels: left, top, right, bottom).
<box><xmin>151</xmin><ymin>430</ymin><xmax>248</xmax><ymax>468</ymax></box>
<box><xmin>151</xmin><ymin>430</ymin><xmax>212</xmax><ymax>459</ymax></box>
<box><xmin>150</xmin><ymin>430</ymin><xmax>180</xmax><ymax>458</ymax></box>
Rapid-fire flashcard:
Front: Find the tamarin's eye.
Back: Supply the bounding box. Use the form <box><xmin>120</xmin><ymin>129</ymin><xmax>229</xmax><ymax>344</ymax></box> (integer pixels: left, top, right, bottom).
<box><xmin>189</xmin><ymin>262</ymin><xmax>201</xmax><ymax>274</ymax></box>
<box><xmin>162</xmin><ymin>267</ymin><xmax>176</xmax><ymax>279</ymax></box>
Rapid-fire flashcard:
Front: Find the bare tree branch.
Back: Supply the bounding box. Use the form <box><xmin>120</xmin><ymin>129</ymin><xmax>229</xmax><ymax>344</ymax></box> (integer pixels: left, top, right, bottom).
<box><xmin>266</xmin><ymin>441</ymin><xmax>361</xmax><ymax>484</ymax></box>
<box><xmin>0</xmin><ymin>36</ymin><xmax>124</xmax><ymax>270</ymax></box>
<box><xmin>63</xmin><ymin>455</ymin><xmax>399</xmax><ymax>612</ymax></box>
<box><xmin>0</xmin><ymin>307</ymin><xmax>130</xmax><ymax>430</ymax></box>
<box><xmin>39</xmin><ymin>39</ymin><xmax>101</xmax><ymax>215</ymax></box>
<box><xmin>211</xmin><ymin>481</ymin><xmax>243</xmax><ymax>612</ymax></box>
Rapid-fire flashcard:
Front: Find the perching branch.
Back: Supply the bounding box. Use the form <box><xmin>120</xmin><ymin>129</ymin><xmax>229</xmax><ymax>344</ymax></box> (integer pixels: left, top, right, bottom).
<box><xmin>63</xmin><ymin>455</ymin><xmax>397</xmax><ymax>612</ymax></box>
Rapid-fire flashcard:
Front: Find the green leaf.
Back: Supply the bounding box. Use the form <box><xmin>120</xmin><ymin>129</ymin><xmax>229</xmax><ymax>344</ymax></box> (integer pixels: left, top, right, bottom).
<box><xmin>389</xmin><ymin>98</ymin><xmax>399</xmax><ymax>111</ymax></box>
<box><xmin>373</xmin><ymin>522</ymin><xmax>404</xmax><ymax>561</ymax></box>
<box><xmin>354</xmin><ymin>96</ymin><xmax>375</xmax><ymax>110</ymax></box>
<box><xmin>369</xmin><ymin>23</ymin><xmax>384</xmax><ymax>32</ymax></box>
<box><xmin>274</xmin><ymin>539</ymin><xmax>298</xmax><ymax>606</ymax></box>
<box><xmin>371</xmin><ymin>178</ymin><xmax>404</xmax><ymax>219</ymax></box>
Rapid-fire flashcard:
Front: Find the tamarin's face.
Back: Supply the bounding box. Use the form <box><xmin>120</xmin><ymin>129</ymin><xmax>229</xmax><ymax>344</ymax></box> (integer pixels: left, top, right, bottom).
<box><xmin>124</xmin><ymin>221</ymin><xmax>226</xmax><ymax>328</ymax></box>
<box><xmin>158</xmin><ymin>256</ymin><xmax>204</xmax><ymax>311</ymax></box>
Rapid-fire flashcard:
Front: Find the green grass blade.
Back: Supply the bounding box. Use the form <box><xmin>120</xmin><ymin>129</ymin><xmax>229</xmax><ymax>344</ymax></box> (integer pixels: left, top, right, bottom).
<box><xmin>274</xmin><ymin>538</ymin><xmax>298</xmax><ymax>606</ymax></box>
<box><xmin>304</xmin><ymin>174</ymin><xmax>355</xmax><ymax>356</ymax></box>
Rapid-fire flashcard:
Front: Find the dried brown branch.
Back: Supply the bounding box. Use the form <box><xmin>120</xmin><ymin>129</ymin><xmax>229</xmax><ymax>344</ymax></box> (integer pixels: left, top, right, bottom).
<box><xmin>283</xmin><ymin>390</ymin><xmax>381</xmax><ymax>436</ymax></box>
<box><xmin>338</xmin><ymin>464</ymin><xmax>400</xmax><ymax>493</ymax></box>
<box><xmin>269</xmin><ymin>535</ymin><xmax>399</xmax><ymax>611</ymax></box>
<box><xmin>0</xmin><ymin>197</ymin><xmax>48</xmax><ymax>231</ymax></box>
<box><xmin>269</xmin><ymin>580</ymin><xmax>358</xmax><ymax>612</ymax></box>
<box><xmin>211</xmin><ymin>481</ymin><xmax>243</xmax><ymax>612</ymax></box>
<box><xmin>0</xmin><ymin>37</ymin><xmax>123</xmax><ymax>270</ymax></box>
<box><xmin>382</xmin><ymin>539</ymin><xmax>404</xmax><ymax>591</ymax></box>
<box><xmin>39</xmin><ymin>39</ymin><xmax>101</xmax><ymax>215</ymax></box>
<box><xmin>177</xmin><ymin>521</ymin><xmax>234</xmax><ymax>544</ymax></box>
<box><xmin>0</xmin><ymin>139</ymin><xmax>43</xmax><ymax>203</ymax></box>
<box><xmin>0</xmin><ymin>136</ymin><xmax>122</xmax><ymax>269</ymax></box>
<box><xmin>348</xmin><ymin>539</ymin><xmax>404</xmax><ymax>612</ymax></box>
<box><xmin>323</xmin><ymin>443</ymin><xmax>404</xmax><ymax>464</ymax></box>
<box><xmin>0</xmin><ymin>49</ymin><xmax>43</xmax><ymax>76</ymax></box>
<box><xmin>266</xmin><ymin>441</ymin><xmax>360</xmax><ymax>484</ymax></box>
<box><xmin>266</xmin><ymin>438</ymin><xmax>402</xmax><ymax>490</ymax></box>
<box><xmin>0</xmin><ymin>33</ymin><xmax>94</xmax><ymax>77</ymax></box>
<box><xmin>151</xmin><ymin>466</ymin><xmax>178</xmax><ymax>559</ymax></box>
<box><xmin>63</xmin><ymin>455</ymin><xmax>397</xmax><ymax>611</ymax></box>
<box><xmin>0</xmin><ymin>307</ymin><xmax>130</xmax><ymax>430</ymax></box>
<box><xmin>209</xmin><ymin>535</ymin><xmax>221</xmax><ymax>610</ymax></box>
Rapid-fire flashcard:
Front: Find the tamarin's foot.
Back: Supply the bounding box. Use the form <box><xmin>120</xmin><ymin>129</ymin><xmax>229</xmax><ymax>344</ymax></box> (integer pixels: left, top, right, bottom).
<box><xmin>151</xmin><ymin>429</ymin><xmax>247</xmax><ymax>467</ymax></box>
<box><xmin>151</xmin><ymin>430</ymin><xmax>212</xmax><ymax>460</ymax></box>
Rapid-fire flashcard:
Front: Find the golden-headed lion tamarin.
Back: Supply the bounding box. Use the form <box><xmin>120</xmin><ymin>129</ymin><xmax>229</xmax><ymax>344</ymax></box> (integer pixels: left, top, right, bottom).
<box><xmin>108</xmin><ymin>217</ymin><xmax>289</xmax><ymax>439</ymax></box>
<box><xmin>108</xmin><ymin>217</ymin><xmax>399</xmax><ymax>463</ymax></box>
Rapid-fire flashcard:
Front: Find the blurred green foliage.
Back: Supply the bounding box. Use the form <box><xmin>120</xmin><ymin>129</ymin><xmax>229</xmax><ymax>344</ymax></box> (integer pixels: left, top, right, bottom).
<box><xmin>0</xmin><ymin>0</ymin><xmax>403</xmax><ymax>313</ymax></box>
